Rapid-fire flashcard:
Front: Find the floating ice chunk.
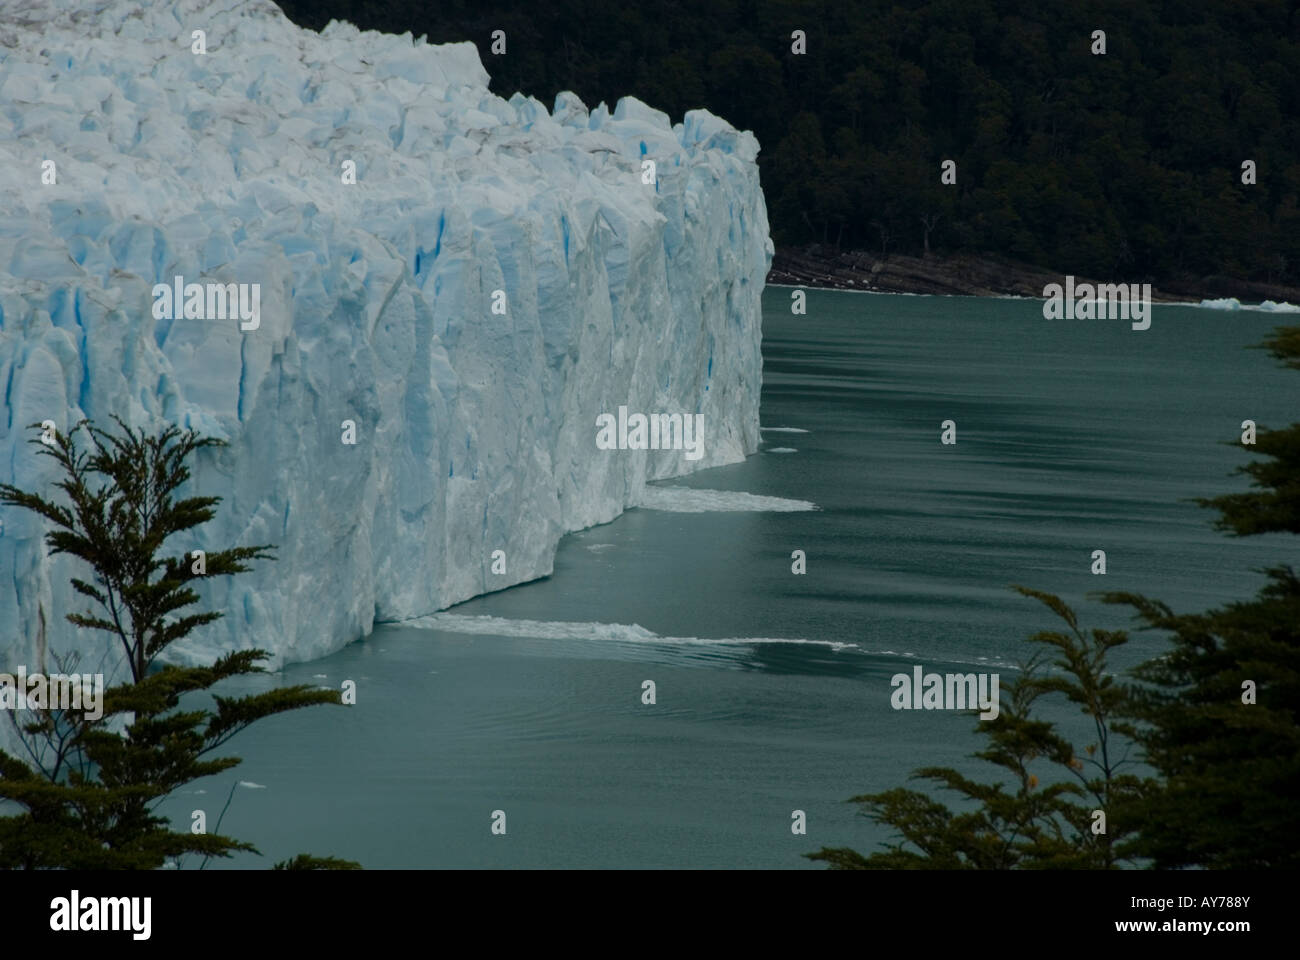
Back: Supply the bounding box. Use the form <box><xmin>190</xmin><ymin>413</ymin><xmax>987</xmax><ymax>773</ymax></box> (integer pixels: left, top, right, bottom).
<box><xmin>1197</xmin><ymin>297</ymin><xmax>1299</xmax><ymax>312</ymax></box>
<box><xmin>635</xmin><ymin>486</ymin><xmax>817</xmax><ymax>512</ymax></box>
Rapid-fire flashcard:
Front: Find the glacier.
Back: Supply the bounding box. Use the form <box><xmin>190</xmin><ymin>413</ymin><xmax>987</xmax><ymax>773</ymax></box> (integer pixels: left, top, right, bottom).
<box><xmin>0</xmin><ymin>0</ymin><xmax>772</xmax><ymax>683</ymax></box>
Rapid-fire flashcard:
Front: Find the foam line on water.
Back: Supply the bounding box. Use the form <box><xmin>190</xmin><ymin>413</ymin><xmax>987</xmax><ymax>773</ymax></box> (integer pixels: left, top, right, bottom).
<box><xmin>405</xmin><ymin>613</ymin><xmax>856</xmax><ymax>650</ymax></box>
<box><xmin>400</xmin><ymin>614</ymin><xmax>1022</xmax><ymax>669</ymax></box>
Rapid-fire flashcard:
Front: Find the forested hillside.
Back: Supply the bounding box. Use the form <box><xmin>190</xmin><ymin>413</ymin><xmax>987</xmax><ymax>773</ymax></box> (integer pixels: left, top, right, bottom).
<box><xmin>277</xmin><ymin>0</ymin><xmax>1300</xmax><ymax>288</ymax></box>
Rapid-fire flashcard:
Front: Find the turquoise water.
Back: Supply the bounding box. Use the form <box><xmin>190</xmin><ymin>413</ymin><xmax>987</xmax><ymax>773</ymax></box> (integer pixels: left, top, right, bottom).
<box><xmin>162</xmin><ymin>289</ymin><xmax>1295</xmax><ymax>869</ymax></box>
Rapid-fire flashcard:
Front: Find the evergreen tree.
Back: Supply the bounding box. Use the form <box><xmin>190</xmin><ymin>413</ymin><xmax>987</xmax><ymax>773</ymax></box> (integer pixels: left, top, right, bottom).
<box><xmin>813</xmin><ymin>325</ymin><xmax>1300</xmax><ymax>870</ymax></box>
<box><xmin>0</xmin><ymin>418</ymin><xmax>357</xmax><ymax>869</ymax></box>
<box><xmin>1100</xmin><ymin>325</ymin><xmax>1300</xmax><ymax>869</ymax></box>
<box><xmin>807</xmin><ymin>587</ymin><xmax>1141</xmax><ymax>869</ymax></box>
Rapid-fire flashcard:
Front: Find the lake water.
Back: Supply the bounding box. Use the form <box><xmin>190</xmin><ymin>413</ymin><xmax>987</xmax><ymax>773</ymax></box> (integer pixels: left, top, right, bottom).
<box><xmin>164</xmin><ymin>288</ymin><xmax>1294</xmax><ymax>869</ymax></box>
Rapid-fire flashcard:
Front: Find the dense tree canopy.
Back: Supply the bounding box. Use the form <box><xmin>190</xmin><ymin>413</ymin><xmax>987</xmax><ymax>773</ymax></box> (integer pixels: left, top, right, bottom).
<box><xmin>277</xmin><ymin>0</ymin><xmax>1300</xmax><ymax>287</ymax></box>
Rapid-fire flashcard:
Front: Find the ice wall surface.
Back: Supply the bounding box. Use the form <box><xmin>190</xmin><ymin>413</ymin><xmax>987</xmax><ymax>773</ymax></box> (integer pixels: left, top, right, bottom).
<box><xmin>0</xmin><ymin>0</ymin><xmax>771</xmax><ymax>677</ymax></box>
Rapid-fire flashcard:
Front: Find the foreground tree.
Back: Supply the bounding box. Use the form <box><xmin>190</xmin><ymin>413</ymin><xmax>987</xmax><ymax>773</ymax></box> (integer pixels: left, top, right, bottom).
<box><xmin>812</xmin><ymin>325</ymin><xmax>1299</xmax><ymax>870</ymax></box>
<box><xmin>807</xmin><ymin>587</ymin><xmax>1142</xmax><ymax>869</ymax></box>
<box><xmin>1101</xmin><ymin>325</ymin><xmax>1300</xmax><ymax>869</ymax></box>
<box><xmin>0</xmin><ymin>417</ymin><xmax>356</xmax><ymax>869</ymax></box>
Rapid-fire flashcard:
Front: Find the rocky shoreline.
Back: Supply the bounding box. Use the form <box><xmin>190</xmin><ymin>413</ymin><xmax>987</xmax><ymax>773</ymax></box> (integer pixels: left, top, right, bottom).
<box><xmin>768</xmin><ymin>245</ymin><xmax>1300</xmax><ymax>306</ymax></box>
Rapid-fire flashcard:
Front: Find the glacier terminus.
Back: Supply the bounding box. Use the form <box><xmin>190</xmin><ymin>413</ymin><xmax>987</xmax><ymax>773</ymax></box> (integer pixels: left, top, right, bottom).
<box><xmin>0</xmin><ymin>0</ymin><xmax>772</xmax><ymax>683</ymax></box>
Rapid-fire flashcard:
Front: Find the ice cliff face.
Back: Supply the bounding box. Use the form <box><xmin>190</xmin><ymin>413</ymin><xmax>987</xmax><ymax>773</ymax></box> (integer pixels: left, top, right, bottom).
<box><xmin>0</xmin><ymin>0</ymin><xmax>771</xmax><ymax>675</ymax></box>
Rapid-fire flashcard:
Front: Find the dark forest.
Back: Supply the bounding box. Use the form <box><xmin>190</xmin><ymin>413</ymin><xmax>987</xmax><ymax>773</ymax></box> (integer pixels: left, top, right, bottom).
<box><xmin>276</xmin><ymin>0</ymin><xmax>1300</xmax><ymax>289</ymax></box>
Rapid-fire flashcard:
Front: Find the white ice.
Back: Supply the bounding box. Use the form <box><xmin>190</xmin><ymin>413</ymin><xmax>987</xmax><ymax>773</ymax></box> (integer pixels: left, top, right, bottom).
<box><xmin>0</xmin><ymin>0</ymin><xmax>772</xmax><ymax>680</ymax></box>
